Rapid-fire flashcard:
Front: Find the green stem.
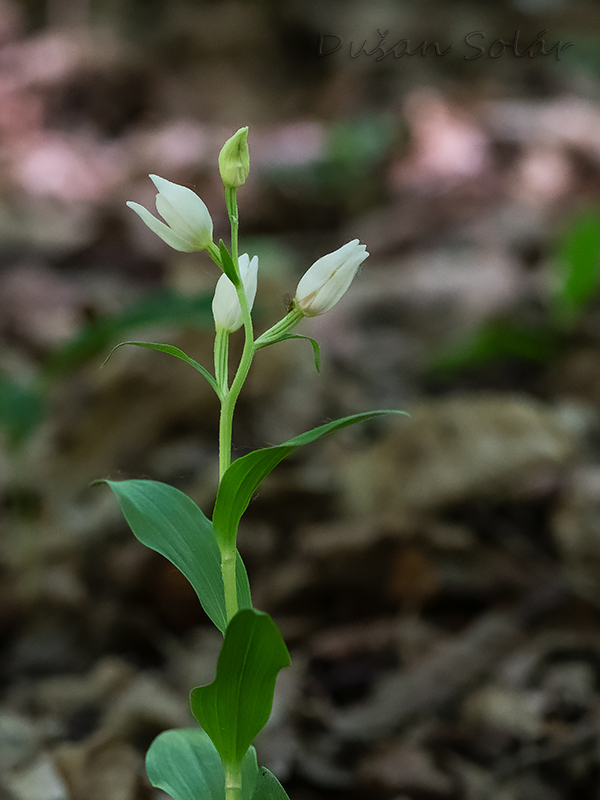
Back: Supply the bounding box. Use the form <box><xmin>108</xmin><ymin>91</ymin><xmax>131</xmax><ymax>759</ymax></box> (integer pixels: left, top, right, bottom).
<box><xmin>214</xmin><ymin>327</ymin><xmax>230</xmax><ymax>401</ymax></box>
<box><xmin>219</xmin><ymin>286</ymin><xmax>254</xmax><ymax>473</ymax></box>
<box><xmin>217</xmin><ymin>185</ymin><xmax>255</xmax><ymax>624</ymax></box>
<box><xmin>225</xmin><ymin>186</ymin><xmax>239</xmax><ymax>264</ymax></box>
<box><xmin>218</xmin><ymin>187</ymin><xmax>255</xmax><ymax>482</ymax></box>
<box><xmin>225</xmin><ymin>763</ymin><xmax>242</xmax><ymax>800</ymax></box>
<box><xmin>254</xmin><ymin>305</ymin><xmax>305</xmax><ymax>349</ymax></box>
<box><xmin>218</xmin><ymin>282</ymin><xmax>254</xmax><ymax>621</ymax></box>
<box><xmin>207</xmin><ymin>241</ymin><xmax>223</xmax><ymax>266</ymax></box>
<box><xmin>221</xmin><ymin>546</ymin><xmax>238</xmax><ymax>624</ymax></box>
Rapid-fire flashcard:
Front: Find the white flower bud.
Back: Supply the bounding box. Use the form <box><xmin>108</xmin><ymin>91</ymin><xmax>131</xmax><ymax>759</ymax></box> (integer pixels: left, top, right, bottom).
<box><xmin>212</xmin><ymin>253</ymin><xmax>258</xmax><ymax>332</ymax></box>
<box><xmin>295</xmin><ymin>239</ymin><xmax>369</xmax><ymax>316</ymax></box>
<box><xmin>126</xmin><ymin>174</ymin><xmax>213</xmax><ymax>252</ymax></box>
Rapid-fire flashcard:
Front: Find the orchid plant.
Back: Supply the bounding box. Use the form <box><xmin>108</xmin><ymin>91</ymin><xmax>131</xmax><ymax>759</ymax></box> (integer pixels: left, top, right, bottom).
<box><xmin>103</xmin><ymin>127</ymin><xmax>403</xmax><ymax>800</ymax></box>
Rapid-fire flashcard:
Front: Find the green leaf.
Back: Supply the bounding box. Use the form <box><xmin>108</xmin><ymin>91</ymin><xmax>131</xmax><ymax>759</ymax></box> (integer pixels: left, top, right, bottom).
<box><xmin>212</xmin><ymin>410</ymin><xmax>407</xmax><ymax>550</ymax></box>
<box><xmin>103</xmin><ymin>341</ymin><xmax>220</xmax><ymax>398</ymax></box>
<box><xmin>553</xmin><ymin>208</ymin><xmax>600</xmax><ymax>325</ymax></box>
<box><xmin>102</xmin><ymin>480</ymin><xmax>251</xmax><ymax>633</ymax></box>
<box><xmin>219</xmin><ymin>240</ymin><xmax>240</xmax><ymax>286</ymax></box>
<box><xmin>146</xmin><ymin>728</ymin><xmax>258</xmax><ymax>800</ymax></box>
<box><xmin>251</xmin><ymin>768</ymin><xmax>290</xmax><ymax>800</ymax></box>
<box><xmin>191</xmin><ymin>609</ymin><xmax>291</xmax><ymax>768</ymax></box>
<box><xmin>258</xmin><ymin>334</ymin><xmax>321</xmax><ymax>372</ymax></box>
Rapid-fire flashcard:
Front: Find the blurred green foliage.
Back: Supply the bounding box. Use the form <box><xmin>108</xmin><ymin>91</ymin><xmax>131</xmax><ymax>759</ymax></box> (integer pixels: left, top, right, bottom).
<box><xmin>265</xmin><ymin>115</ymin><xmax>399</xmax><ymax>216</ymax></box>
<box><xmin>0</xmin><ymin>289</ymin><xmax>213</xmax><ymax>449</ymax></box>
<box><xmin>428</xmin><ymin>322</ymin><xmax>560</xmax><ymax>375</ymax></box>
<box><xmin>42</xmin><ymin>290</ymin><xmax>213</xmax><ymax>378</ymax></box>
<box><xmin>430</xmin><ymin>207</ymin><xmax>600</xmax><ymax>375</ymax></box>
<box><xmin>324</xmin><ymin>116</ymin><xmax>399</xmax><ymax>180</ymax></box>
<box><xmin>0</xmin><ymin>372</ymin><xmax>45</xmax><ymax>448</ymax></box>
<box><xmin>552</xmin><ymin>208</ymin><xmax>600</xmax><ymax>325</ymax></box>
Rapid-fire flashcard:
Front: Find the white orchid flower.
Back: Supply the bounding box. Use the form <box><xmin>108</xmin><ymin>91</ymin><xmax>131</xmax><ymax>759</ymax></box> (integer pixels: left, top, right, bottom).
<box><xmin>295</xmin><ymin>239</ymin><xmax>369</xmax><ymax>316</ymax></box>
<box><xmin>212</xmin><ymin>253</ymin><xmax>259</xmax><ymax>332</ymax></box>
<box><xmin>127</xmin><ymin>175</ymin><xmax>213</xmax><ymax>252</ymax></box>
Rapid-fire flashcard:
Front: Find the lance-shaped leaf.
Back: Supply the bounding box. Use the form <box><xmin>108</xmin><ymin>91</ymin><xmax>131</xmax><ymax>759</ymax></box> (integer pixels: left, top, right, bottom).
<box><xmin>256</xmin><ymin>334</ymin><xmax>321</xmax><ymax>372</ymax></box>
<box><xmin>251</xmin><ymin>768</ymin><xmax>290</xmax><ymax>800</ymax></box>
<box><xmin>103</xmin><ymin>341</ymin><xmax>221</xmax><ymax>398</ymax></box>
<box><xmin>212</xmin><ymin>410</ymin><xmax>407</xmax><ymax>550</ymax></box>
<box><xmin>219</xmin><ymin>240</ymin><xmax>240</xmax><ymax>286</ymax></box>
<box><xmin>146</xmin><ymin>728</ymin><xmax>258</xmax><ymax>800</ymax></box>
<box><xmin>191</xmin><ymin>609</ymin><xmax>291</xmax><ymax>768</ymax></box>
<box><xmin>103</xmin><ymin>480</ymin><xmax>251</xmax><ymax>634</ymax></box>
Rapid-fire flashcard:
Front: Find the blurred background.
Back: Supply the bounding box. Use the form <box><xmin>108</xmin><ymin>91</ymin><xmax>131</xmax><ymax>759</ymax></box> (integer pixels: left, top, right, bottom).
<box><xmin>2</xmin><ymin>1</ymin><xmax>600</xmax><ymax>798</ymax></box>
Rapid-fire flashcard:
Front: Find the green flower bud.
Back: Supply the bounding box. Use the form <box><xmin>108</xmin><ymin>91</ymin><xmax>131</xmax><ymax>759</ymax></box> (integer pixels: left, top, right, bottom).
<box><xmin>218</xmin><ymin>126</ymin><xmax>250</xmax><ymax>188</ymax></box>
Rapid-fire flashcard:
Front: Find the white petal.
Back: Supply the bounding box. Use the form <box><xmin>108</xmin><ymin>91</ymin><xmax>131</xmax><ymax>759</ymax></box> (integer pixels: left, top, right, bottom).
<box><xmin>240</xmin><ymin>254</ymin><xmax>259</xmax><ymax>312</ymax></box>
<box><xmin>296</xmin><ymin>240</ymin><xmax>368</xmax><ymax>316</ymax></box>
<box><xmin>296</xmin><ymin>240</ymin><xmax>359</xmax><ymax>297</ymax></box>
<box><xmin>126</xmin><ymin>201</ymin><xmax>197</xmax><ymax>252</ymax></box>
<box><xmin>150</xmin><ymin>175</ymin><xmax>213</xmax><ymax>247</ymax></box>
<box><xmin>212</xmin><ymin>271</ymin><xmax>240</xmax><ymax>331</ymax></box>
<box><xmin>312</xmin><ymin>244</ymin><xmax>367</xmax><ymax>315</ymax></box>
<box><xmin>212</xmin><ymin>253</ymin><xmax>259</xmax><ymax>332</ymax></box>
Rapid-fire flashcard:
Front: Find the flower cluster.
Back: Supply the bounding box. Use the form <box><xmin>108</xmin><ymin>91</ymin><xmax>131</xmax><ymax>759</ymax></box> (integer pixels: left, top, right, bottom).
<box><xmin>127</xmin><ymin>127</ymin><xmax>369</xmax><ymax>341</ymax></box>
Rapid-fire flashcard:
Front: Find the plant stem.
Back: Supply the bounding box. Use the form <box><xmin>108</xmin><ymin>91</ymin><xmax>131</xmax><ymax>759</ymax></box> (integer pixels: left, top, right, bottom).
<box><xmin>218</xmin><ymin>186</ymin><xmax>255</xmax><ymax>481</ymax></box>
<box><xmin>254</xmin><ymin>305</ymin><xmax>305</xmax><ymax>348</ymax></box>
<box><xmin>207</xmin><ymin>241</ymin><xmax>223</xmax><ymax>267</ymax></box>
<box><xmin>218</xmin><ymin>288</ymin><xmax>254</xmax><ymax>622</ymax></box>
<box><xmin>217</xmin><ymin>287</ymin><xmax>254</xmax><ymax>622</ymax></box>
<box><xmin>219</xmin><ymin>286</ymin><xmax>254</xmax><ymax>467</ymax></box>
<box><xmin>225</xmin><ymin>763</ymin><xmax>242</xmax><ymax>800</ymax></box>
<box><xmin>225</xmin><ymin>186</ymin><xmax>239</xmax><ymax>264</ymax></box>
<box><xmin>214</xmin><ymin>327</ymin><xmax>230</xmax><ymax>402</ymax></box>
<box><xmin>221</xmin><ymin>546</ymin><xmax>238</xmax><ymax>624</ymax></box>
<box><xmin>217</xmin><ymin>186</ymin><xmax>256</xmax><ymax>626</ymax></box>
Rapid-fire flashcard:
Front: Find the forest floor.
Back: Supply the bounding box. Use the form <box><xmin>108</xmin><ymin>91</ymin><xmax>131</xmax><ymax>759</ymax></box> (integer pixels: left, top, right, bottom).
<box><xmin>2</xmin><ymin>3</ymin><xmax>600</xmax><ymax>799</ymax></box>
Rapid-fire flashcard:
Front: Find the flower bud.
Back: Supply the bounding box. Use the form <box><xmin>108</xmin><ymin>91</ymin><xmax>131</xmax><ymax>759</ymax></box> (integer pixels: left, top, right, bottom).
<box><xmin>212</xmin><ymin>253</ymin><xmax>258</xmax><ymax>332</ymax></box>
<box><xmin>218</xmin><ymin>126</ymin><xmax>250</xmax><ymax>188</ymax></box>
<box><xmin>295</xmin><ymin>239</ymin><xmax>369</xmax><ymax>317</ymax></box>
<box><xmin>127</xmin><ymin>175</ymin><xmax>213</xmax><ymax>252</ymax></box>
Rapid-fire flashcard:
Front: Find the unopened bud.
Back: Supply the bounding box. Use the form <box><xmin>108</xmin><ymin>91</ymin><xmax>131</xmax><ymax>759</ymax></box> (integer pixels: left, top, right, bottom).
<box><xmin>218</xmin><ymin>127</ymin><xmax>250</xmax><ymax>188</ymax></box>
<box><xmin>212</xmin><ymin>253</ymin><xmax>258</xmax><ymax>332</ymax></box>
<box><xmin>295</xmin><ymin>239</ymin><xmax>369</xmax><ymax>317</ymax></box>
